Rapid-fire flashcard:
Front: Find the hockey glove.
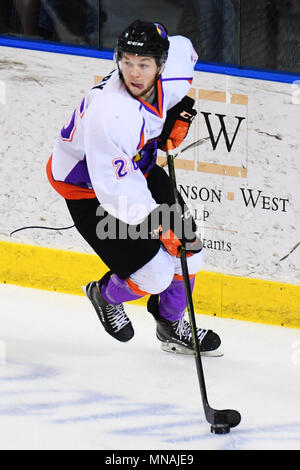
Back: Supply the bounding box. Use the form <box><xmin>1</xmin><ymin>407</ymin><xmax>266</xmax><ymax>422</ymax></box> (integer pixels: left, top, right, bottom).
<box><xmin>159</xmin><ymin>96</ymin><xmax>197</xmax><ymax>151</ymax></box>
<box><xmin>147</xmin><ymin>203</ymin><xmax>202</xmax><ymax>257</ymax></box>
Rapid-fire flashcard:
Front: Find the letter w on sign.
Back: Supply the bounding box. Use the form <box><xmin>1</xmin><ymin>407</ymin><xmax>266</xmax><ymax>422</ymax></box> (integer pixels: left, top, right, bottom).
<box><xmin>201</xmin><ymin>112</ymin><xmax>246</xmax><ymax>152</ymax></box>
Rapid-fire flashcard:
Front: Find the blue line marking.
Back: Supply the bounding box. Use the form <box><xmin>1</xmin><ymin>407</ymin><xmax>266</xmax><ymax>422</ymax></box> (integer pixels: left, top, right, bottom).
<box><xmin>0</xmin><ymin>361</ymin><xmax>59</xmax><ymax>381</ymax></box>
<box><xmin>53</xmin><ymin>402</ymin><xmax>180</xmax><ymax>424</ymax></box>
<box><xmin>1</xmin><ymin>360</ymin><xmax>300</xmax><ymax>447</ymax></box>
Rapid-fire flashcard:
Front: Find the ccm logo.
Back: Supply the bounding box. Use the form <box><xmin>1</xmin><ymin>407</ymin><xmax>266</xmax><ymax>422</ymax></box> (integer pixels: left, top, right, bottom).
<box><xmin>127</xmin><ymin>41</ymin><xmax>144</xmax><ymax>46</ymax></box>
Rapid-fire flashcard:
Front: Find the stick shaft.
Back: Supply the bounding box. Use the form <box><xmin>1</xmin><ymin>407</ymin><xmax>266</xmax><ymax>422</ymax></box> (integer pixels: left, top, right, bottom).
<box><xmin>166</xmin><ymin>140</ymin><xmax>241</xmax><ymax>430</ymax></box>
<box><xmin>166</xmin><ymin>139</ymin><xmax>210</xmax><ymax>410</ymax></box>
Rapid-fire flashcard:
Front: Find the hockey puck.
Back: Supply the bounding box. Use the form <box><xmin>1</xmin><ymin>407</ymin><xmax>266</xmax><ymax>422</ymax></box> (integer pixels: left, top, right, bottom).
<box><xmin>210</xmin><ymin>423</ymin><xmax>230</xmax><ymax>434</ymax></box>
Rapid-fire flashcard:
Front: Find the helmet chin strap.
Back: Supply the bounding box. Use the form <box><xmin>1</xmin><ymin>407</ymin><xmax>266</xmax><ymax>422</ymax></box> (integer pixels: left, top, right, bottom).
<box><xmin>158</xmin><ymin>62</ymin><xmax>166</xmax><ymax>75</ymax></box>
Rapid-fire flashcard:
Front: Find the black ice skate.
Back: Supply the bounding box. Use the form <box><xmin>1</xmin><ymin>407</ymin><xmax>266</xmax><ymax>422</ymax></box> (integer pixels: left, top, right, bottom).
<box><xmin>84</xmin><ymin>275</ymin><xmax>134</xmax><ymax>342</ymax></box>
<box><xmin>147</xmin><ymin>295</ymin><xmax>222</xmax><ymax>356</ymax></box>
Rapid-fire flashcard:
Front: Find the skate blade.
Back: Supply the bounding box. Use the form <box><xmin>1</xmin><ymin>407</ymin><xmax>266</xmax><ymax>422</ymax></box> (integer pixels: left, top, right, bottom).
<box><xmin>160</xmin><ymin>342</ymin><xmax>224</xmax><ymax>357</ymax></box>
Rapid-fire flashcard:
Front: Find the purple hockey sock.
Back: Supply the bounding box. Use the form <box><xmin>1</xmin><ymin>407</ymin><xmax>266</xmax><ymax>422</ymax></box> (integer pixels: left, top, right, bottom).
<box><xmin>100</xmin><ymin>274</ymin><xmax>143</xmax><ymax>305</ymax></box>
<box><xmin>159</xmin><ymin>276</ymin><xmax>195</xmax><ymax>322</ymax></box>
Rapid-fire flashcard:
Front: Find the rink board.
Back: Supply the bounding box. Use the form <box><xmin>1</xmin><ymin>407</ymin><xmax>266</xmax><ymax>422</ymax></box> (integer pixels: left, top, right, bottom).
<box><xmin>1</xmin><ymin>240</ymin><xmax>299</xmax><ymax>329</ymax></box>
<box><xmin>0</xmin><ymin>45</ymin><xmax>299</xmax><ymax>330</ymax></box>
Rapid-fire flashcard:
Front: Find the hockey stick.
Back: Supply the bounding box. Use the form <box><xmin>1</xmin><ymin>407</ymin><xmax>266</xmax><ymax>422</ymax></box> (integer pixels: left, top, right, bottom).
<box><xmin>159</xmin><ymin>136</ymin><xmax>211</xmax><ymax>168</ymax></box>
<box><xmin>166</xmin><ymin>139</ymin><xmax>241</xmax><ymax>434</ymax></box>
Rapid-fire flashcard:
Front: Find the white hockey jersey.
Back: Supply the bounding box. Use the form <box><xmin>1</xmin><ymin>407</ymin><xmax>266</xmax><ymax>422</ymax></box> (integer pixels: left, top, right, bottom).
<box><xmin>48</xmin><ymin>35</ymin><xmax>198</xmax><ymax>225</ymax></box>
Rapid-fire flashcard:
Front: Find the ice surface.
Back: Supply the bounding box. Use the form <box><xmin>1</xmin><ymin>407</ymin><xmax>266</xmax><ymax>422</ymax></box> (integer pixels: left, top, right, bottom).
<box><xmin>0</xmin><ymin>283</ymin><xmax>299</xmax><ymax>450</ymax></box>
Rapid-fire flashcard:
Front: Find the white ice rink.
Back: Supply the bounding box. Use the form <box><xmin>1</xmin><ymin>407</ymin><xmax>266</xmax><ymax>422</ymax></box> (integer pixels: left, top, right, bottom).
<box><xmin>0</xmin><ymin>283</ymin><xmax>300</xmax><ymax>450</ymax></box>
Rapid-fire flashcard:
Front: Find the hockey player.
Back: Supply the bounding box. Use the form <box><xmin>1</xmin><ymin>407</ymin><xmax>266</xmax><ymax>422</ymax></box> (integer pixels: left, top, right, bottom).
<box><xmin>47</xmin><ymin>20</ymin><xmax>221</xmax><ymax>355</ymax></box>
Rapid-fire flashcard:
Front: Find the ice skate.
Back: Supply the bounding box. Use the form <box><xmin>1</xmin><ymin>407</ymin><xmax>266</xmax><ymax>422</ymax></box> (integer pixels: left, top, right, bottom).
<box><xmin>84</xmin><ymin>279</ymin><xmax>134</xmax><ymax>342</ymax></box>
<box><xmin>147</xmin><ymin>295</ymin><xmax>222</xmax><ymax>356</ymax></box>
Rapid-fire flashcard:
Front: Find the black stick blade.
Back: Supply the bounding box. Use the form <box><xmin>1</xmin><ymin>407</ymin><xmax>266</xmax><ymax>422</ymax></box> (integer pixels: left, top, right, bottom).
<box><xmin>206</xmin><ymin>407</ymin><xmax>241</xmax><ymax>428</ymax></box>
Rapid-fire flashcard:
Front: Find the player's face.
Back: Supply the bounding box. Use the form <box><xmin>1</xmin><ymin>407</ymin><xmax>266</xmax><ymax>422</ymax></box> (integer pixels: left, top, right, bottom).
<box><xmin>120</xmin><ymin>54</ymin><xmax>159</xmax><ymax>101</ymax></box>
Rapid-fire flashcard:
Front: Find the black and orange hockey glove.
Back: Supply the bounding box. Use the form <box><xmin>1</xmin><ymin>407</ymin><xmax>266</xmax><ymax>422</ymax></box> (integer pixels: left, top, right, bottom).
<box><xmin>159</xmin><ymin>96</ymin><xmax>197</xmax><ymax>151</ymax></box>
<box><xmin>147</xmin><ymin>203</ymin><xmax>202</xmax><ymax>258</ymax></box>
